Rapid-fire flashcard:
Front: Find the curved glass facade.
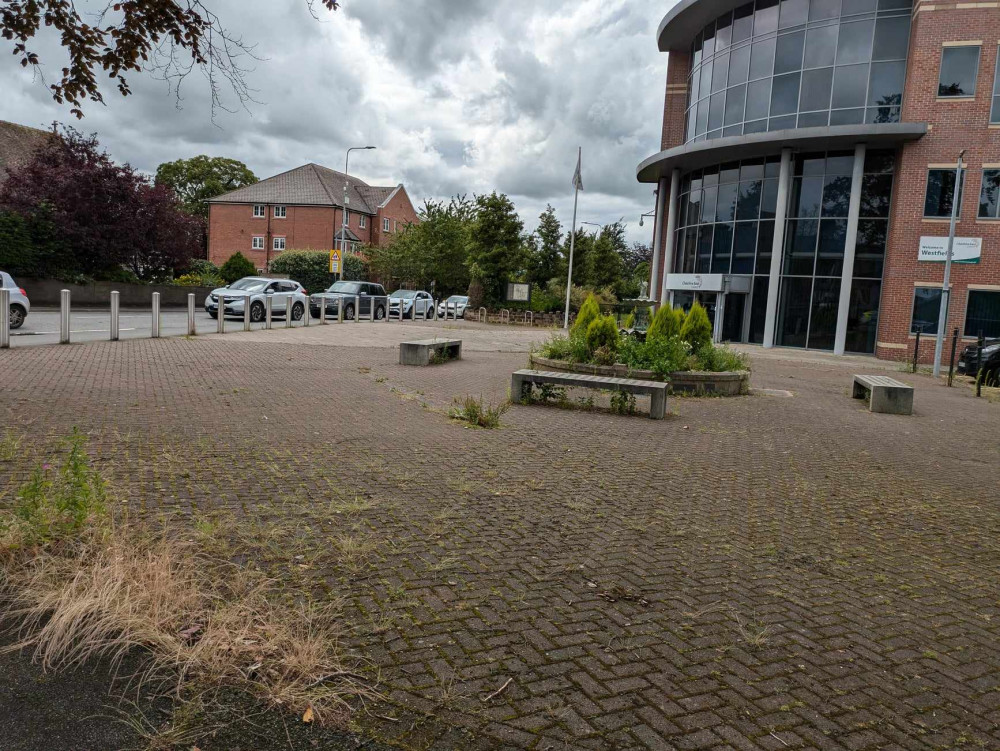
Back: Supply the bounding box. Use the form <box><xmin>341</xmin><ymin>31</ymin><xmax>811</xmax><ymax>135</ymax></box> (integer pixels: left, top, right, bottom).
<box><xmin>684</xmin><ymin>0</ymin><xmax>912</xmax><ymax>143</ymax></box>
<box><xmin>672</xmin><ymin>150</ymin><xmax>895</xmax><ymax>352</ymax></box>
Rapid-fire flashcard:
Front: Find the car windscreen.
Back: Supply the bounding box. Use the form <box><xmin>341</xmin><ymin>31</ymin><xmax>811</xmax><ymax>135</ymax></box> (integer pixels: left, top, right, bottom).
<box><xmin>447</xmin><ymin>296</ymin><xmax>468</xmax><ymax>303</ymax></box>
<box><xmin>327</xmin><ymin>282</ymin><xmax>361</xmax><ymax>294</ymax></box>
<box><xmin>391</xmin><ymin>291</ymin><xmax>416</xmax><ymax>299</ymax></box>
<box><xmin>229</xmin><ymin>279</ymin><xmax>268</xmax><ymax>292</ymax></box>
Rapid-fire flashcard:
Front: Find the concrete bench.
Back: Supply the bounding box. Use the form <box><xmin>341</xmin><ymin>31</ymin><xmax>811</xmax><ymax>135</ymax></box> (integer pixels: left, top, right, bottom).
<box><xmin>511</xmin><ymin>369</ymin><xmax>668</xmax><ymax>420</ymax></box>
<box><xmin>852</xmin><ymin>374</ymin><xmax>914</xmax><ymax>415</ymax></box>
<box><xmin>399</xmin><ymin>339</ymin><xmax>462</xmax><ymax>366</ymax></box>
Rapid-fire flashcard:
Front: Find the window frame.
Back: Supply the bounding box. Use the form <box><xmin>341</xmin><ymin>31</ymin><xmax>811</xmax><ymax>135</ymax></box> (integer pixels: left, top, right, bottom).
<box><xmin>383</xmin><ymin>218</ymin><xmax>390</xmax><ymax>232</ymax></box>
<box><xmin>992</xmin><ymin>44</ymin><xmax>1000</xmax><ymax>123</ymax></box>
<box><xmin>964</xmin><ymin>289</ymin><xmax>1000</xmax><ymax>338</ymax></box>
<box><xmin>273</xmin><ymin>236</ymin><xmax>286</xmax><ymax>251</ymax></box>
<box><xmin>359</xmin><ymin>215</ymin><xmax>367</xmax><ymax>229</ymax></box>
<box><xmin>253</xmin><ymin>204</ymin><xmax>266</xmax><ymax>219</ymax></box>
<box><xmin>923</xmin><ymin>167</ymin><xmax>965</xmax><ymax>219</ymax></box>
<box><xmin>937</xmin><ymin>44</ymin><xmax>981</xmax><ymax>99</ymax></box>
<box><xmin>273</xmin><ymin>205</ymin><xmax>287</xmax><ymax>219</ymax></box>
<box><xmin>978</xmin><ymin>168</ymin><xmax>1000</xmax><ymax>219</ymax></box>
<box><xmin>911</xmin><ymin>286</ymin><xmax>943</xmax><ymax>335</ymax></box>
<box><xmin>251</xmin><ymin>236</ymin><xmax>265</xmax><ymax>250</ymax></box>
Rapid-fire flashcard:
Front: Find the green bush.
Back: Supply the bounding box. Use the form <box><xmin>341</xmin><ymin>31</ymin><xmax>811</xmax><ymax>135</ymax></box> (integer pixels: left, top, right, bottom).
<box><xmin>269</xmin><ymin>250</ymin><xmax>332</xmax><ymax>294</ymax></box>
<box><xmin>694</xmin><ymin>344</ymin><xmax>751</xmax><ymax>373</ymax></box>
<box><xmin>186</xmin><ymin>259</ymin><xmax>219</xmax><ymax>276</ymax></box>
<box><xmin>619</xmin><ymin>334</ymin><xmax>690</xmax><ymax>378</ymax></box>
<box><xmin>449</xmin><ymin>395</ymin><xmax>510</xmax><ymax>428</ymax></box>
<box><xmin>647</xmin><ymin>305</ymin><xmax>683</xmax><ymax>342</ymax></box>
<box><xmin>680</xmin><ymin>302</ymin><xmax>713</xmax><ymax>351</ymax></box>
<box><xmin>571</xmin><ymin>293</ymin><xmax>601</xmax><ymax>337</ymax></box>
<box><xmin>622</xmin><ymin>311</ymin><xmax>635</xmax><ymax>329</ymax></box>
<box><xmin>174</xmin><ymin>272</ymin><xmax>225</xmax><ymax>288</ymax></box>
<box><xmin>586</xmin><ymin>314</ymin><xmax>620</xmax><ymax>356</ymax></box>
<box><xmin>219</xmin><ymin>252</ymin><xmax>256</xmax><ymax>284</ymax></box>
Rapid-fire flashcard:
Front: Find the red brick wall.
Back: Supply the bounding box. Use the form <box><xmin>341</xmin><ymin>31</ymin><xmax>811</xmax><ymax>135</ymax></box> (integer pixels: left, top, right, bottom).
<box><xmin>877</xmin><ymin>4</ymin><xmax>1000</xmax><ymax>362</ymax></box>
<box><xmin>661</xmin><ymin>51</ymin><xmax>692</xmax><ymax>151</ymax></box>
<box><xmin>372</xmin><ymin>187</ymin><xmax>420</xmax><ymax>247</ymax></box>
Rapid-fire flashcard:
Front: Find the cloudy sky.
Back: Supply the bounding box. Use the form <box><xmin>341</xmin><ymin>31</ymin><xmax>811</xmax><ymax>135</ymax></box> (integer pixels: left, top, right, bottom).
<box><xmin>2</xmin><ymin>0</ymin><xmax>672</xmax><ymax>243</ymax></box>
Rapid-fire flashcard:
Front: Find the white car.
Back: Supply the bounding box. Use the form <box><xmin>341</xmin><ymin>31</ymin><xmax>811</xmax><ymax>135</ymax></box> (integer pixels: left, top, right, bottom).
<box><xmin>1</xmin><ymin>271</ymin><xmax>30</xmax><ymax>329</ymax></box>
<box><xmin>205</xmin><ymin>277</ymin><xmax>308</xmax><ymax>322</ymax></box>
<box><xmin>437</xmin><ymin>295</ymin><xmax>469</xmax><ymax>318</ymax></box>
<box><xmin>388</xmin><ymin>289</ymin><xmax>435</xmax><ymax>319</ymax></box>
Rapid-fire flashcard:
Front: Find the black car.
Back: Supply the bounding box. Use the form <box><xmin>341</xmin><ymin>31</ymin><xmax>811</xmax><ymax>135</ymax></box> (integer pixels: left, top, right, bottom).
<box><xmin>957</xmin><ymin>337</ymin><xmax>1000</xmax><ymax>382</ymax></box>
<box><xmin>310</xmin><ymin>281</ymin><xmax>388</xmax><ymax>320</ymax></box>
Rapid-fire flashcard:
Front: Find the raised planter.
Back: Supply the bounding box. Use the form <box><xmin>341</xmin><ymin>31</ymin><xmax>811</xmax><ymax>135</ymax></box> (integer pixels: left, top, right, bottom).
<box><xmin>529</xmin><ymin>354</ymin><xmax>749</xmax><ymax>396</ymax></box>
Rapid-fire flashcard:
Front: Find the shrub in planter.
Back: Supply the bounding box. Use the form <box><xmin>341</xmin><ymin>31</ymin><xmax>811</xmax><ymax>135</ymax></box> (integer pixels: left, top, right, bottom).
<box><xmin>647</xmin><ymin>304</ymin><xmax>683</xmax><ymax>342</ymax></box>
<box><xmin>571</xmin><ymin>293</ymin><xmax>601</xmax><ymax>337</ymax></box>
<box><xmin>694</xmin><ymin>344</ymin><xmax>751</xmax><ymax>373</ymax></box>
<box><xmin>186</xmin><ymin>259</ymin><xmax>219</xmax><ymax>276</ymax></box>
<box><xmin>681</xmin><ymin>302</ymin><xmax>712</xmax><ymax>352</ymax></box>
<box><xmin>219</xmin><ymin>252</ymin><xmax>256</xmax><ymax>284</ymax></box>
<box><xmin>622</xmin><ymin>311</ymin><xmax>635</xmax><ymax>329</ymax></box>
<box><xmin>586</xmin><ymin>315</ymin><xmax>621</xmax><ymax>364</ymax></box>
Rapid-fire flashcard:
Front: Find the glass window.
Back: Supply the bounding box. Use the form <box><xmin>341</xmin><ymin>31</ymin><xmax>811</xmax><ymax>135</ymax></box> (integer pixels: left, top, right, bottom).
<box><xmin>703</xmin><ymin>21</ymin><xmax>717</xmax><ymax>57</ymax></box>
<box><xmin>769</xmin><ymin>114</ymin><xmax>797</xmax><ymax>130</ymax></box>
<box><xmin>799</xmin><ymin>111</ymin><xmax>830</xmax><ymax>127</ymax></box>
<box><xmin>845</xmin><ymin>279</ymin><xmax>881</xmax><ymax>353</ymax></box>
<box><xmin>842</xmin><ymin>0</ymin><xmax>875</xmax><ymax>13</ymax></box>
<box><xmin>771</xmin><ymin>72</ymin><xmax>801</xmax><ymax>115</ymax></box>
<box><xmin>992</xmin><ymin>45</ymin><xmax>1000</xmax><ymax>122</ymax></box>
<box><xmin>784</xmin><ymin>219</ymin><xmax>819</xmax><ymax>274</ymax></box>
<box><xmin>749</xmin><ymin>277</ymin><xmax>770</xmax><ymax>344</ymax></box>
<box><xmin>790</xmin><ymin>176</ymin><xmax>825</xmax><ymax>217</ymax></box>
<box><xmin>864</xmin><ymin>149</ymin><xmax>895</xmax><ymax>173</ymax></box>
<box><xmin>854</xmin><ymin>219</ymin><xmax>887</xmax><ymax>278</ymax></box>
<box><xmin>911</xmin><ymin>287</ymin><xmax>942</xmax><ymax>334</ymax></box>
<box><xmin>721</xmin><ymin>162</ymin><xmax>741</xmax><ymax>183</ymax></box>
<box><xmin>700</xmin><ymin>61</ymin><xmax>714</xmax><ymax>99</ymax></box>
<box><xmin>746</xmin><ymin>79</ymin><xmax>772</xmax><ymax>119</ymax></box>
<box><xmin>836</xmin><ymin>20</ymin><xmax>874</xmax><ymax>65</ymax></box>
<box><xmin>729</xmin><ymin>44</ymin><xmax>751</xmax><ymax>84</ymax></box>
<box><xmin>725</xmin><ymin>84</ymin><xmax>747</xmax><ymax>124</ymax></box>
<box><xmin>755</xmin><ymin>0</ymin><xmax>780</xmax><ymax>36</ymax></box>
<box><xmin>800</xmin><ymin>67</ymin><xmax>834</xmax><ymax>110</ymax></box>
<box><xmin>809</xmin><ymin>278</ymin><xmax>841</xmax><ymax>349</ymax></box>
<box><xmin>761</xmin><ymin>179</ymin><xmax>780</xmax><ymax>218</ymax></box>
<box><xmin>809</xmin><ymin>0</ymin><xmax>841</xmax><ymax>19</ymax></box>
<box><xmin>740</xmin><ymin>159</ymin><xmax>765</xmax><ymax>179</ymax></box>
<box><xmin>713</xmin><ymin>52</ymin><xmax>730</xmax><ymax>91</ymax></box>
<box><xmin>750</xmin><ymin>37</ymin><xmax>777</xmax><ymax>80</ymax></box>
<box><xmin>979</xmin><ymin>169</ymin><xmax>1000</xmax><ymax>219</ymax></box>
<box><xmin>696</xmin><ymin>225</ymin><xmax>714</xmax><ymax>272</ymax></box>
<box><xmin>737</xmin><ymin>180</ymin><xmax>763</xmax><ymax>219</ymax></box>
<box><xmin>709</xmin><ymin>92</ymin><xmax>726</xmax><ymax>131</ymax></box>
<box><xmin>832</xmin><ymin>63</ymin><xmax>869</xmax><ymax>108</ymax></box>
<box><xmin>701</xmin><ymin>185</ymin><xmax>719</xmax><ymax>222</ymax></box>
<box><xmin>733</xmin><ymin>221</ymin><xmax>758</xmax><ymax>272</ymax></box>
<box><xmin>826</xmin><ymin>151</ymin><xmax>854</xmax><ymax>174</ymax></box>
<box><xmin>775</xmin><ymin>31</ymin><xmax>806</xmax><ymax>74</ymax></box>
<box><xmin>938</xmin><ymin>46</ymin><xmax>980</xmax><ymax>97</ymax></box>
<box><xmin>734</xmin><ymin>3</ymin><xmax>755</xmax><ymax>42</ymax></box>
<box><xmin>757</xmin><ymin>220</ymin><xmax>776</xmax><ymax>273</ymax></box>
<box><xmin>861</xmin><ymin>174</ymin><xmax>893</xmax><ymax>217</ymax></box>
<box><xmin>924</xmin><ymin>168</ymin><xmax>964</xmax><ymax>218</ymax></box>
<box><xmin>872</xmin><ymin>16</ymin><xmax>910</xmax><ymax>61</ymax></box>
<box><xmin>965</xmin><ymin>291</ymin><xmax>1000</xmax><ymax>338</ymax></box>
<box><xmin>777</xmin><ymin>277</ymin><xmax>813</xmax><ymax>346</ymax></box>
<box><xmin>804</xmin><ymin>25</ymin><xmax>838</xmax><ymax>68</ymax></box>
<box><xmin>716</xmin><ymin>12</ymin><xmax>733</xmax><ymax>50</ymax></box>
<box><xmin>717</xmin><ymin>182</ymin><xmax>739</xmax><ymax>221</ymax></box>
<box><xmin>816</xmin><ymin>218</ymin><xmax>847</xmax><ymax>275</ymax></box>
<box><xmin>867</xmin><ymin>61</ymin><xmax>905</xmax><ymax>108</ymax></box>
<box><xmin>712</xmin><ymin>223</ymin><xmax>734</xmax><ymax>272</ymax></box>
<box><xmin>822</xmin><ymin>174</ymin><xmax>852</xmax><ymax>216</ymax></box>
<box><xmin>696</xmin><ymin>100</ymin><xmax>710</xmax><ymax>134</ymax></box>
<box><xmin>779</xmin><ymin>0</ymin><xmax>809</xmax><ymax>29</ymax></box>
<box><xmin>829</xmin><ymin>107</ymin><xmax>864</xmax><ymax>125</ymax></box>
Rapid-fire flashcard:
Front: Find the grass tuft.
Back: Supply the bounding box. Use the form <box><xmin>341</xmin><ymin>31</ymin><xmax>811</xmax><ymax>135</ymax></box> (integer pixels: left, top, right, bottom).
<box><xmin>449</xmin><ymin>395</ymin><xmax>510</xmax><ymax>429</ymax></box>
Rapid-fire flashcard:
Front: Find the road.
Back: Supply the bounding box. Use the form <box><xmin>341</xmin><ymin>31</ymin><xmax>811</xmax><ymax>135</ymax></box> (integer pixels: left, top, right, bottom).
<box><xmin>9</xmin><ymin>307</ymin><xmax>291</xmax><ymax>347</ymax></box>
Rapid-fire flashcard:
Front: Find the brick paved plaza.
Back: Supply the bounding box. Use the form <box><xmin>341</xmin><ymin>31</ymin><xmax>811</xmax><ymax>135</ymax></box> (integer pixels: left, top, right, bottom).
<box><xmin>1</xmin><ymin>321</ymin><xmax>998</xmax><ymax>750</ymax></box>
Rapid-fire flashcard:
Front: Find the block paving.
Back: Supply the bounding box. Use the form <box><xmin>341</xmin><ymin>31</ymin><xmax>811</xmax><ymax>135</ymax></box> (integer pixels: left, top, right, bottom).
<box><xmin>0</xmin><ymin>322</ymin><xmax>998</xmax><ymax>750</ymax></box>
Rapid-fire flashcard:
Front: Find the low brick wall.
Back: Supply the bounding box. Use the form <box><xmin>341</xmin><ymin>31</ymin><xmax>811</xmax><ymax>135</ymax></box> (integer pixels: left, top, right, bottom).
<box><xmin>18</xmin><ymin>278</ymin><xmax>215</xmax><ymax>308</ymax></box>
<box><xmin>474</xmin><ymin>309</ymin><xmax>564</xmax><ymax>327</ymax></box>
<box><xmin>529</xmin><ymin>355</ymin><xmax>750</xmax><ymax>396</ymax></box>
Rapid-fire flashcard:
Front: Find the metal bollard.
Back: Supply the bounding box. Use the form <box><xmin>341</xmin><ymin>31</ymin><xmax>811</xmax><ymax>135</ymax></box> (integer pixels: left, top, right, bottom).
<box><xmin>302</xmin><ymin>295</ymin><xmax>309</xmax><ymax>327</ymax></box>
<box><xmin>355</xmin><ymin>295</ymin><xmax>360</xmax><ymax>324</ymax></box>
<box><xmin>288</xmin><ymin>295</ymin><xmax>296</xmax><ymax>328</ymax></box>
<box><xmin>151</xmin><ymin>292</ymin><xmax>161</xmax><ymax>338</ymax></box>
<box><xmin>187</xmin><ymin>293</ymin><xmax>196</xmax><ymax>336</ymax></box>
<box><xmin>0</xmin><ymin>288</ymin><xmax>9</xmax><ymax>349</ymax></box>
<box><xmin>217</xmin><ymin>296</ymin><xmax>226</xmax><ymax>334</ymax></box>
<box><xmin>432</xmin><ymin>299</ymin><xmax>438</xmax><ymax>321</ymax></box>
<box><xmin>321</xmin><ymin>295</ymin><xmax>328</xmax><ymax>325</ymax></box>
<box><xmin>110</xmin><ymin>291</ymin><xmax>120</xmax><ymax>341</ymax></box>
<box><xmin>948</xmin><ymin>327</ymin><xmax>958</xmax><ymax>387</ymax></box>
<box><xmin>265</xmin><ymin>295</ymin><xmax>273</xmax><ymax>329</ymax></box>
<box><xmin>338</xmin><ymin>298</ymin><xmax>344</xmax><ymax>324</ymax></box>
<box><xmin>60</xmin><ymin>289</ymin><xmax>71</xmax><ymax>344</ymax></box>
<box><xmin>243</xmin><ymin>294</ymin><xmax>251</xmax><ymax>331</ymax></box>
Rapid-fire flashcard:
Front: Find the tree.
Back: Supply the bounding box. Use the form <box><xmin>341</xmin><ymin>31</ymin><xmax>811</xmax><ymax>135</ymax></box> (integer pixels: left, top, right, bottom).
<box><xmin>466</xmin><ymin>192</ymin><xmax>526</xmax><ymax>306</ymax></box>
<box><xmin>0</xmin><ymin>126</ymin><xmax>201</xmax><ymax>281</ymax></box>
<box><xmin>155</xmin><ymin>156</ymin><xmax>257</xmax><ymax>217</ymax></box>
<box><xmin>219</xmin><ymin>252</ymin><xmax>255</xmax><ymax>283</ymax></box>
<box><xmin>587</xmin><ymin>224</ymin><xmax>625</xmax><ymax>292</ymax></box>
<box><xmin>529</xmin><ymin>204</ymin><xmax>562</xmax><ymax>286</ymax></box>
<box><xmin>1</xmin><ymin>1</ymin><xmax>341</xmax><ymax>118</ymax></box>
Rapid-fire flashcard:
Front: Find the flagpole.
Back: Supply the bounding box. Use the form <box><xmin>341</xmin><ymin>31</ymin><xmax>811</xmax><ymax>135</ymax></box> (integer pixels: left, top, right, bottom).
<box><xmin>564</xmin><ymin>147</ymin><xmax>581</xmax><ymax>330</ymax></box>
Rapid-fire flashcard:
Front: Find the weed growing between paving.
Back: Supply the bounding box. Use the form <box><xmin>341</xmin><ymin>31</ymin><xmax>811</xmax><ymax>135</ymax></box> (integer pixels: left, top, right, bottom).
<box><xmin>0</xmin><ymin>431</ymin><xmax>376</xmax><ymax>741</ymax></box>
<box><xmin>449</xmin><ymin>395</ymin><xmax>510</xmax><ymax>428</ymax></box>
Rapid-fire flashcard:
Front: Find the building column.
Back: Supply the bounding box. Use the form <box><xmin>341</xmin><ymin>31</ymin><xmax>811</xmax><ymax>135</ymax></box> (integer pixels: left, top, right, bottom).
<box><xmin>659</xmin><ymin>168</ymin><xmax>682</xmax><ymax>306</ymax></box>
<box><xmin>648</xmin><ymin>177</ymin><xmax>668</xmax><ymax>303</ymax></box>
<box><xmin>762</xmin><ymin>148</ymin><xmax>793</xmax><ymax>348</ymax></box>
<box><xmin>833</xmin><ymin>143</ymin><xmax>867</xmax><ymax>356</ymax></box>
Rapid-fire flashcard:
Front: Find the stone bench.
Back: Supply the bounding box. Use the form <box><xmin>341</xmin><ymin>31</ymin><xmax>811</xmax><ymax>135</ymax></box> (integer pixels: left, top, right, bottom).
<box><xmin>511</xmin><ymin>369</ymin><xmax>668</xmax><ymax>420</ymax></box>
<box><xmin>399</xmin><ymin>339</ymin><xmax>462</xmax><ymax>366</ymax></box>
<box><xmin>852</xmin><ymin>374</ymin><xmax>914</xmax><ymax>415</ymax></box>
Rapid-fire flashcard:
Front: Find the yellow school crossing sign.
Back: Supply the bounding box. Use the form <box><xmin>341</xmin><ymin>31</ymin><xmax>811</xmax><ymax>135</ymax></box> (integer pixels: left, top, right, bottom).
<box><xmin>329</xmin><ymin>248</ymin><xmax>342</xmax><ymax>274</ymax></box>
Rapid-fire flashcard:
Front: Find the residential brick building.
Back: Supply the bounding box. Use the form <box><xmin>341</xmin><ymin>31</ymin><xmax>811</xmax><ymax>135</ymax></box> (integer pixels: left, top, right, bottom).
<box><xmin>207</xmin><ymin>163</ymin><xmax>418</xmax><ymax>271</ymax></box>
<box><xmin>640</xmin><ymin>0</ymin><xmax>1000</xmax><ymax>361</ymax></box>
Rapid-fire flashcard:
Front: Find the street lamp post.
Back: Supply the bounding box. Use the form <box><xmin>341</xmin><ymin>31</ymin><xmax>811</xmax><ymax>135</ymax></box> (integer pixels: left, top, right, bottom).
<box><xmin>341</xmin><ymin>146</ymin><xmax>376</xmax><ymax>279</ymax></box>
<box><xmin>638</xmin><ymin>211</ymin><xmax>655</xmax><ymax>227</ymax></box>
<box><xmin>932</xmin><ymin>149</ymin><xmax>965</xmax><ymax>378</ymax></box>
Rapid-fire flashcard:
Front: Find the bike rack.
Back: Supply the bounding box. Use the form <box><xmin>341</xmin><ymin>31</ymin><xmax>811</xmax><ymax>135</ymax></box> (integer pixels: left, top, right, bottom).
<box><xmin>523</xmin><ymin>311</ymin><xmax>533</xmax><ymax>327</ymax></box>
<box><xmin>499</xmin><ymin>309</ymin><xmax>510</xmax><ymax>325</ymax></box>
<box><xmin>478</xmin><ymin>307</ymin><xmax>487</xmax><ymax>323</ymax></box>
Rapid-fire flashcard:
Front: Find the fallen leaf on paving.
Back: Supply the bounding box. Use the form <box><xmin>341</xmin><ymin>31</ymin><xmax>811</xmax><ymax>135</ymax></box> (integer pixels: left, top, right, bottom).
<box><xmin>302</xmin><ymin>705</ymin><xmax>315</xmax><ymax>723</ymax></box>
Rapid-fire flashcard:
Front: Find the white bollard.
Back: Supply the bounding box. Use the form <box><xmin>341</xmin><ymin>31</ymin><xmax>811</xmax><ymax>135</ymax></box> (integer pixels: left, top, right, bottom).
<box><xmin>321</xmin><ymin>295</ymin><xmax>329</xmax><ymax>325</ymax></box>
<box><xmin>60</xmin><ymin>289</ymin><xmax>71</xmax><ymax>344</ymax></box>
<box><xmin>354</xmin><ymin>295</ymin><xmax>360</xmax><ymax>324</ymax></box>
<box><xmin>0</xmin><ymin>288</ymin><xmax>9</xmax><ymax>349</ymax></box>
<box><xmin>151</xmin><ymin>292</ymin><xmax>161</xmax><ymax>338</ymax></box>
<box><xmin>217</xmin><ymin>294</ymin><xmax>226</xmax><ymax>334</ymax></box>
<box><xmin>110</xmin><ymin>291</ymin><xmax>120</xmax><ymax>341</ymax></box>
<box><xmin>243</xmin><ymin>294</ymin><xmax>251</xmax><ymax>331</ymax></box>
<box><xmin>301</xmin><ymin>295</ymin><xmax>309</xmax><ymax>327</ymax></box>
<box><xmin>265</xmin><ymin>295</ymin><xmax>273</xmax><ymax>329</ymax></box>
<box><xmin>187</xmin><ymin>293</ymin><xmax>196</xmax><ymax>336</ymax></box>
<box><xmin>338</xmin><ymin>297</ymin><xmax>344</xmax><ymax>324</ymax></box>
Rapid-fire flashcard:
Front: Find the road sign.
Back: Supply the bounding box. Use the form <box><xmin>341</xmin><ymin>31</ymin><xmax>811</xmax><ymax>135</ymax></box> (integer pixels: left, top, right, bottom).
<box><xmin>329</xmin><ymin>248</ymin><xmax>342</xmax><ymax>274</ymax></box>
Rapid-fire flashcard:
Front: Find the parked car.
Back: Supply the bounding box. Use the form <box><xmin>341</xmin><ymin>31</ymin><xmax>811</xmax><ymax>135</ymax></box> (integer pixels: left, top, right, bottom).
<box><xmin>389</xmin><ymin>290</ymin><xmax>435</xmax><ymax>319</ymax></box>
<box><xmin>1</xmin><ymin>271</ymin><xmax>30</xmax><ymax>329</ymax></box>
<box><xmin>957</xmin><ymin>337</ymin><xmax>1000</xmax><ymax>383</ymax></box>
<box><xmin>205</xmin><ymin>277</ymin><xmax>307</xmax><ymax>321</ymax></box>
<box><xmin>437</xmin><ymin>295</ymin><xmax>469</xmax><ymax>319</ymax></box>
<box><xmin>310</xmin><ymin>281</ymin><xmax>387</xmax><ymax>320</ymax></box>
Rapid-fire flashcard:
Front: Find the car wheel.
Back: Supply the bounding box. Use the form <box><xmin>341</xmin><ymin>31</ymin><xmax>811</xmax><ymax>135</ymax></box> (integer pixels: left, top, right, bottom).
<box><xmin>344</xmin><ymin>304</ymin><xmax>355</xmax><ymax>320</ymax></box>
<box><xmin>291</xmin><ymin>303</ymin><xmax>305</xmax><ymax>321</ymax></box>
<box><xmin>9</xmin><ymin>305</ymin><xmax>25</xmax><ymax>329</ymax></box>
<box><xmin>375</xmin><ymin>305</ymin><xmax>386</xmax><ymax>320</ymax></box>
<box><xmin>208</xmin><ymin>311</ymin><xmax>218</xmax><ymax>319</ymax></box>
<box><xmin>250</xmin><ymin>301</ymin><xmax>266</xmax><ymax>322</ymax></box>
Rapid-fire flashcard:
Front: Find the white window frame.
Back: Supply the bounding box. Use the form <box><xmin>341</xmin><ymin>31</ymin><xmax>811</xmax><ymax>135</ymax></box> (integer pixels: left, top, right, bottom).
<box><xmin>253</xmin><ymin>204</ymin><xmax>266</xmax><ymax>218</ymax></box>
<box><xmin>359</xmin><ymin>215</ymin><xmax>367</xmax><ymax>229</ymax></box>
<box><xmin>251</xmin><ymin>236</ymin><xmax>265</xmax><ymax>250</ymax></box>
<box><xmin>273</xmin><ymin>237</ymin><xmax>286</xmax><ymax>251</ymax></box>
<box><xmin>274</xmin><ymin>205</ymin><xmax>287</xmax><ymax>219</ymax></box>
<box><xmin>383</xmin><ymin>218</ymin><xmax>390</xmax><ymax>232</ymax></box>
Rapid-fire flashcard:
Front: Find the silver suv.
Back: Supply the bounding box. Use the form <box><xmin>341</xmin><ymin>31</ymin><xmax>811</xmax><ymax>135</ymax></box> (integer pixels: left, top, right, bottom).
<box><xmin>1</xmin><ymin>271</ymin><xmax>30</xmax><ymax>329</ymax></box>
<box><xmin>205</xmin><ymin>277</ymin><xmax>308</xmax><ymax>322</ymax></box>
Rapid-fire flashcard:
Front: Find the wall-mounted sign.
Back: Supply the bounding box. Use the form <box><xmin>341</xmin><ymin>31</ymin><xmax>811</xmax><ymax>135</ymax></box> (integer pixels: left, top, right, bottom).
<box><xmin>664</xmin><ymin>274</ymin><xmax>752</xmax><ymax>294</ymax></box>
<box><xmin>918</xmin><ymin>236</ymin><xmax>981</xmax><ymax>264</ymax></box>
<box><xmin>506</xmin><ymin>282</ymin><xmax>531</xmax><ymax>302</ymax></box>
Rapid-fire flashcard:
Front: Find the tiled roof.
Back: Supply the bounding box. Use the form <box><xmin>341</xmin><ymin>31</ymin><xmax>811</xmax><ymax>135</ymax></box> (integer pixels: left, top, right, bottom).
<box><xmin>209</xmin><ymin>163</ymin><xmax>399</xmax><ymax>215</ymax></box>
<box><xmin>0</xmin><ymin>121</ymin><xmax>52</xmax><ymax>185</ymax></box>
<box><xmin>335</xmin><ymin>227</ymin><xmax>362</xmax><ymax>242</ymax></box>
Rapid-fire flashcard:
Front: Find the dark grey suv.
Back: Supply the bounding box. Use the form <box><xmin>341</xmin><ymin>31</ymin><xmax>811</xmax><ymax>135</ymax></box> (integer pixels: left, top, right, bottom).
<box><xmin>310</xmin><ymin>281</ymin><xmax>388</xmax><ymax>320</ymax></box>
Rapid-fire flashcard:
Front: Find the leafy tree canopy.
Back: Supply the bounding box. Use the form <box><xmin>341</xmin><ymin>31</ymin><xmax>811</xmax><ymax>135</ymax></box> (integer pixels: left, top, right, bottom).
<box><xmin>155</xmin><ymin>156</ymin><xmax>257</xmax><ymax>217</ymax></box>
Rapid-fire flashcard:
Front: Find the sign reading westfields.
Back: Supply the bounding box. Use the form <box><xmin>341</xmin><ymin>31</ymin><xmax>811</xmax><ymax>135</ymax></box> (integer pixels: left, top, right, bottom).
<box><xmin>918</xmin><ymin>236</ymin><xmax>981</xmax><ymax>264</ymax></box>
